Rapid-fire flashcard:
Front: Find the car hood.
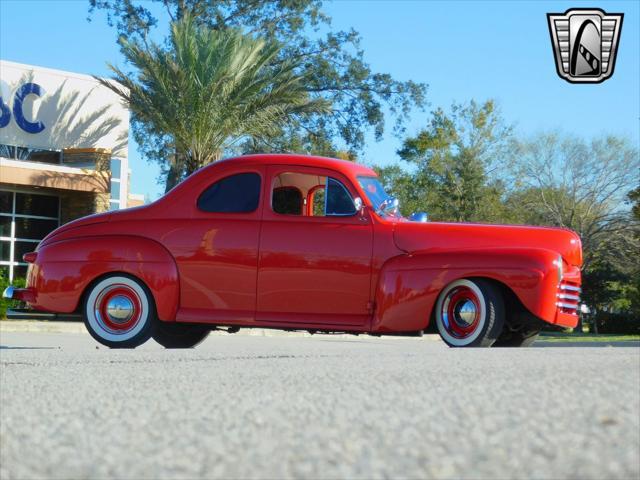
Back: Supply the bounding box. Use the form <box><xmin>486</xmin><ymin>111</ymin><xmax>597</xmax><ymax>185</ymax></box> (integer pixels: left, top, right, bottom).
<box><xmin>394</xmin><ymin>221</ymin><xmax>583</xmax><ymax>267</ymax></box>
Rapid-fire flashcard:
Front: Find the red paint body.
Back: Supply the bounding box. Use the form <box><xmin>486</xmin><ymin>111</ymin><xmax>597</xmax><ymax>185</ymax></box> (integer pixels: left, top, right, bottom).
<box><xmin>15</xmin><ymin>154</ymin><xmax>582</xmax><ymax>332</ymax></box>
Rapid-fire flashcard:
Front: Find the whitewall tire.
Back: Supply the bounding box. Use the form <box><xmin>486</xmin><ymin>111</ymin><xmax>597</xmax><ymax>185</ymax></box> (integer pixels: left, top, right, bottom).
<box><xmin>435</xmin><ymin>278</ymin><xmax>504</xmax><ymax>348</ymax></box>
<box><xmin>83</xmin><ymin>274</ymin><xmax>156</xmax><ymax>348</ymax></box>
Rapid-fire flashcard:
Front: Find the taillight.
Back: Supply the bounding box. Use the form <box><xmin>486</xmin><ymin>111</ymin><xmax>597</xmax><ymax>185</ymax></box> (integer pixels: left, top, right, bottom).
<box><xmin>23</xmin><ymin>252</ymin><xmax>37</xmax><ymax>263</ymax></box>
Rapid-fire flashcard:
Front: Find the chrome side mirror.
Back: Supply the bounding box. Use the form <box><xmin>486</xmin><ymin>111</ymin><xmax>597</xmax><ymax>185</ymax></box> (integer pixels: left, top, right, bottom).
<box><xmin>408</xmin><ymin>212</ymin><xmax>428</xmax><ymax>222</ymax></box>
<box><xmin>354</xmin><ymin>197</ymin><xmax>364</xmax><ymax>213</ymax></box>
<box><xmin>376</xmin><ymin>197</ymin><xmax>399</xmax><ymax>216</ymax></box>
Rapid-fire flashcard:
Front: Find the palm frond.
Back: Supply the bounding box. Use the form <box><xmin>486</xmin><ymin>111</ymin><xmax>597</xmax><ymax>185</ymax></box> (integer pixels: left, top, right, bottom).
<box><xmin>98</xmin><ymin>12</ymin><xmax>329</xmax><ymax>176</ymax></box>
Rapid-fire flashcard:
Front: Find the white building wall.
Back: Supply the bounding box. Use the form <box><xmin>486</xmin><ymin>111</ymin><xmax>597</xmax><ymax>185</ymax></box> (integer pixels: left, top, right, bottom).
<box><xmin>0</xmin><ymin>60</ymin><xmax>129</xmax><ymax>157</ymax></box>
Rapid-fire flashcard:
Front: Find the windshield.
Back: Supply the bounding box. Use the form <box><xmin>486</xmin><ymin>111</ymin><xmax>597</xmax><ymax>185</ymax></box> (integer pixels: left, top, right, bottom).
<box><xmin>357</xmin><ymin>176</ymin><xmax>393</xmax><ymax>211</ymax></box>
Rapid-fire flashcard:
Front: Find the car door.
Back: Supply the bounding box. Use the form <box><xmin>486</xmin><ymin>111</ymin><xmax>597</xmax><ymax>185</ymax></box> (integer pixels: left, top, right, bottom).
<box><xmin>172</xmin><ymin>166</ymin><xmax>265</xmax><ymax>324</ymax></box>
<box><xmin>256</xmin><ymin>165</ymin><xmax>374</xmax><ymax>327</ymax></box>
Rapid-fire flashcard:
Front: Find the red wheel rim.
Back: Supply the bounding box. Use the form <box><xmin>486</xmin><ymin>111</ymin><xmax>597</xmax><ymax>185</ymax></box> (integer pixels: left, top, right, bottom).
<box><xmin>94</xmin><ymin>284</ymin><xmax>142</xmax><ymax>333</ymax></box>
<box><xmin>441</xmin><ymin>286</ymin><xmax>481</xmax><ymax>339</ymax></box>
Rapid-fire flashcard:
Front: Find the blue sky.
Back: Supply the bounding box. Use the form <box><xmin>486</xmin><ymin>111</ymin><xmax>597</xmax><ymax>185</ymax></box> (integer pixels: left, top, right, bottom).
<box><xmin>1</xmin><ymin>0</ymin><xmax>638</xmax><ymax>200</ymax></box>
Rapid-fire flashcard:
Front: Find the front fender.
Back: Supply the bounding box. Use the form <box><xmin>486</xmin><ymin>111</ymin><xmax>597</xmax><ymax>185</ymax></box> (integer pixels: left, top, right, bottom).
<box><xmin>372</xmin><ymin>248</ymin><xmax>560</xmax><ymax>333</ymax></box>
<box><xmin>28</xmin><ymin>235</ymin><xmax>179</xmax><ymax>321</ymax></box>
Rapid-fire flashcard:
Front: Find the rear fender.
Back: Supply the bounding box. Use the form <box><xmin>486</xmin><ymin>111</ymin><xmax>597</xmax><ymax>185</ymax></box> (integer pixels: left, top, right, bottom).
<box><xmin>29</xmin><ymin>235</ymin><xmax>179</xmax><ymax>321</ymax></box>
<box><xmin>372</xmin><ymin>248</ymin><xmax>560</xmax><ymax>333</ymax></box>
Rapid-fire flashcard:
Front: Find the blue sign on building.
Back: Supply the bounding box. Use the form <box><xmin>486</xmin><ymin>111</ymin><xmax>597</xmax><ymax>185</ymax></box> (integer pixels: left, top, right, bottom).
<box><xmin>0</xmin><ymin>82</ymin><xmax>46</xmax><ymax>133</ymax></box>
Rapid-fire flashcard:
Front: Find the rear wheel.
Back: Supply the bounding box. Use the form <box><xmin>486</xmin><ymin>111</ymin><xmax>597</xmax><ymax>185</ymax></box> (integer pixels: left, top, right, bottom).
<box><xmin>435</xmin><ymin>278</ymin><xmax>504</xmax><ymax>347</ymax></box>
<box><xmin>83</xmin><ymin>274</ymin><xmax>156</xmax><ymax>348</ymax></box>
<box><xmin>153</xmin><ymin>322</ymin><xmax>210</xmax><ymax>349</ymax></box>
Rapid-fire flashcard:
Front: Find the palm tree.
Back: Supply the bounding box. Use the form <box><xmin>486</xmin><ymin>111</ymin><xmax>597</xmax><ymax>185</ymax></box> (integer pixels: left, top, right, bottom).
<box><xmin>99</xmin><ymin>15</ymin><xmax>330</xmax><ymax>192</ymax></box>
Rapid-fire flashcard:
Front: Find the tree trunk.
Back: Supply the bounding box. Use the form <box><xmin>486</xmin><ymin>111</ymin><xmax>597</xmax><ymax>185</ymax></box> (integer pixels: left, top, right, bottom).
<box><xmin>165</xmin><ymin>162</ymin><xmax>180</xmax><ymax>194</ymax></box>
<box><xmin>573</xmin><ymin>315</ymin><xmax>583</xmax><ymax>334</ymax></box>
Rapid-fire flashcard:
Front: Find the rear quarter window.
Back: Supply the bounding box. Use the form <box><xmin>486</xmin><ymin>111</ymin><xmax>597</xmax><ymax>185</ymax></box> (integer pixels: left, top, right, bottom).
<box><xmin>197</xmin><ymin>172</ymin><xmax>261</xmax><ymax>213</ymax></box>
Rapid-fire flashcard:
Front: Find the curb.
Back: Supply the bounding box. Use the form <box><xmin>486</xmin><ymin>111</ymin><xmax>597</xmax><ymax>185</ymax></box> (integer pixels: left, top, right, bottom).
<box><xmin>0</xmin><ymin>320</ymin><xmax>439</xmax><ymax>340</ymax></box>
<box><xmin>1</xmin><ymin>320</ymin><xmax>87</xmax><ymax>334</ymax></box>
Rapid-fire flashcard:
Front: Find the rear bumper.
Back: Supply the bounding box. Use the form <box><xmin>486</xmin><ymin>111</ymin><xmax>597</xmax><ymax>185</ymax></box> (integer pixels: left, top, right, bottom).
<box><xmin>3</xmin><ymin>286</ymin><xmax>82</xmax><ymax>320</ymax></box>
<box><xmin>2</xmin><ymin>286</ymin><xmax>36</xmax><ymax>303</ymax></box>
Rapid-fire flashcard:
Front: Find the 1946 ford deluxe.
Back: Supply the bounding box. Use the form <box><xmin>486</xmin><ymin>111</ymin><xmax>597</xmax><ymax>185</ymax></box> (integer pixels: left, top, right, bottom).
<box><xmin>3</xmin><ymin>154</ymin><xmax>582</xmax><ymax>348</ymax></box>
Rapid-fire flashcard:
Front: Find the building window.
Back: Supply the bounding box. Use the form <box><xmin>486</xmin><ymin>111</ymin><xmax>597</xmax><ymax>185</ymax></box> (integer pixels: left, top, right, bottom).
<box><xmin>15</xmin><ymin>192</ymin><xmax>59</xmax><ymax>217</ymax></box>
<box><xmin>0</xmin><ymin>143</ymin><xmax>61</xmax><ymax>165</ymax></box>
<box><xmin>110</xmin><ymin>159</ymin><xmax>122</xmax><ymax>179</ymax></box>
<box><xmin>0</xmin><ymin>145</ymin><xmax>16</xmax><ymax>159</ymax></box>
<box><xmin>109</xmin><ymin>158</ymin><xmax>122</xmax><ymax>209</ymax></box>
<box><xmin>16</xmin><ymin>147</ymin><xmax>61</xmax><ymax>164</ymax></box>
<box><xmin>110</xmin><ymin>180</ymin><xmax>121</xmax><ymax>199</ymax></box>
<box><xmin>0</xmin><ymin>190</ymin><xmax>60</xmax><ymax>282</ymax></box>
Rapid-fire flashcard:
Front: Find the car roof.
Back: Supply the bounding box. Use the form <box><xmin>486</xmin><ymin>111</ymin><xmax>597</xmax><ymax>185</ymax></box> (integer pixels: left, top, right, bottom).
<box><xmin>214</xmin><ymin>154</ymin><xmax>378</xmax><ymax>177</ymax></box>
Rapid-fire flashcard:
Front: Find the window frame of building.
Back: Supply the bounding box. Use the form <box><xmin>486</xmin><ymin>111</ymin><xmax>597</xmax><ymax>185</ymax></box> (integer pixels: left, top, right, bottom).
<box><xmin>0</xmin><ymin>189</ymin><xmax>60</xmax><ymax>282</ymax></box>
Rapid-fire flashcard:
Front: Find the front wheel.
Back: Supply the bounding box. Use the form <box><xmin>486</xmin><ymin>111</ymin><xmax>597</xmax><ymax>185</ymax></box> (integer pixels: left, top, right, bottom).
<box><xmin>83</xmin><ymin>274</ymin><xmax>156</xmax><ymax>349</ymax></box>
<box><xmin>152</xmin><ymin>322</ymin><xmax>210</xmax><ymax>348</ymax></box>
<box><xmin>434</xmin><ymin>278</ymin><xmax>505</xmax><ymax>347</ymax></box>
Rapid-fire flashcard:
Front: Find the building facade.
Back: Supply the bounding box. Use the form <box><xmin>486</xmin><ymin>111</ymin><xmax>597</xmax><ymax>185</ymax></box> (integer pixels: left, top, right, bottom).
<box><xmin>0</xmin><ymin>60</ymin><xmax>141</xmax><ymax>281</ymax></box>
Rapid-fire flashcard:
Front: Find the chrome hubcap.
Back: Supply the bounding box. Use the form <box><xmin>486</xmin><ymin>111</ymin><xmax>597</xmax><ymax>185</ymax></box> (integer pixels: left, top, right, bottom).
<box><xmin>106</xmin><ymin>295</ymin><xmax>134</xmax><ymax>323</ymax></box>
<box><xmin>454</xmin><ymin>299</ymin><xmax>477</xmax><ymax>326</ymax></box>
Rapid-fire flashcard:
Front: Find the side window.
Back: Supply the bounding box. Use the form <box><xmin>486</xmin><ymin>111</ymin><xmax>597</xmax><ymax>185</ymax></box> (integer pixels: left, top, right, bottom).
<box><xmin>271</xmin><ymin>172</ymin><xmax>356</xmax><ymax>217</ymax></box>
<box><xmin>197</xmin><ymin>172</ymin><xmax>261</xmax><ymax>213</ymax></box>
<box><xmin>326</xmin><ymin>178</ymin><xmax>356</xmax><ymax>216</ymax></box>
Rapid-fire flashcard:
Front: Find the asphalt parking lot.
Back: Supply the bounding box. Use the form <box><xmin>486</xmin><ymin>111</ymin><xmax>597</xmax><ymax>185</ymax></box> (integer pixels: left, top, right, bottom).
<box><xmin>1</xmin><ymin>331</ymin><xmax>639</xmax><ymax>480</ymax></box>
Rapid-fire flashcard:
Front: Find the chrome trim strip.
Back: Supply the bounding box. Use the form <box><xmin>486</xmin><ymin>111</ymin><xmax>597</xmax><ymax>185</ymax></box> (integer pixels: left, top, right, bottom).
<box><xmin>558</xmin><ymin>293</ymin><xmax>580</xmax><ymax>301</ymax></box>
<box><xmin>557</xmin><ymin>302</ymin><xmax>578</xmax><ymax>309</ymax></box>
<box><xmin>560</xmin><ymin>284</ymin><xmax>581</xmax><ymax>292</ymax></box>
<box><xmin>6</xmin><ymin>309</ymin><xmax>56</xmax><ymax>319</ymax></box>
<box><xmin>5</xmin><ymin>309</ymin><xmax>82</xmax><ymax>321</ymax></box>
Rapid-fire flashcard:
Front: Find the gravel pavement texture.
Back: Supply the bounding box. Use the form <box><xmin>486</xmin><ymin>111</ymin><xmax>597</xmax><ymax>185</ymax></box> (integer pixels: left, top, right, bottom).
<box><xmin>1</xmin><ymin>331</ymin><xmax>639</xmax><ymax>480</ymax></box>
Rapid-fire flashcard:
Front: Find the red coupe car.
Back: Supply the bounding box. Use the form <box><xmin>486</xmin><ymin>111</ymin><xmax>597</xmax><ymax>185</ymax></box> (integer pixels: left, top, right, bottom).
<box><xmin>3</xmin><ymin>154</ymin><xmax>582</xmax><ymax>348</ymax></box>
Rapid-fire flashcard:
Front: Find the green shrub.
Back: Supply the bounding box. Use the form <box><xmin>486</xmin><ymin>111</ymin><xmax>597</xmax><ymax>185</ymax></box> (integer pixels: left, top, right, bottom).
<box><xmin>595</xmin><ymin>312</ymin><xmax>640</xmax><ymax>335</ymax></box>
<box><xmin>0</xmin><ymin>274</ymin><xmax>26</xmax><ymax>319</ymax></box>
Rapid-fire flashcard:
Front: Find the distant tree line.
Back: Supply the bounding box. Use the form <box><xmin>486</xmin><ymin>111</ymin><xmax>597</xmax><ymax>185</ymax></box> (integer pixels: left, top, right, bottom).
<box><xmin>89</xmin><ymin>1</ymin><xmax>639</xmax><ymax>329</ymax></box>
<box><xmin>377</xmin><ymin>100</ymin><xmax>639</xmax><ymax>328</ymax></box>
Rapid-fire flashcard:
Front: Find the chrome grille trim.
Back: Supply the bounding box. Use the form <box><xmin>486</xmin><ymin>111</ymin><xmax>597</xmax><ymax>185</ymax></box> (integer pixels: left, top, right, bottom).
<box><xmin>557</xmin><ymin>302</ymin><xmax>578</xmax><ymax>310</ymax></box>
<box><xmin>558</xmin><ymin>293</ymin><xmax>580</xmax><ymax>301</ymax></box>
<box><xmin>558</xmin><ymin>281</ymin><xmax>581</xmax><ymax>315</ymax></box>
<box><xmin>560</xmin><ymin>284</ymin><xmax>581</xmax><ymax>292</ymax></box>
